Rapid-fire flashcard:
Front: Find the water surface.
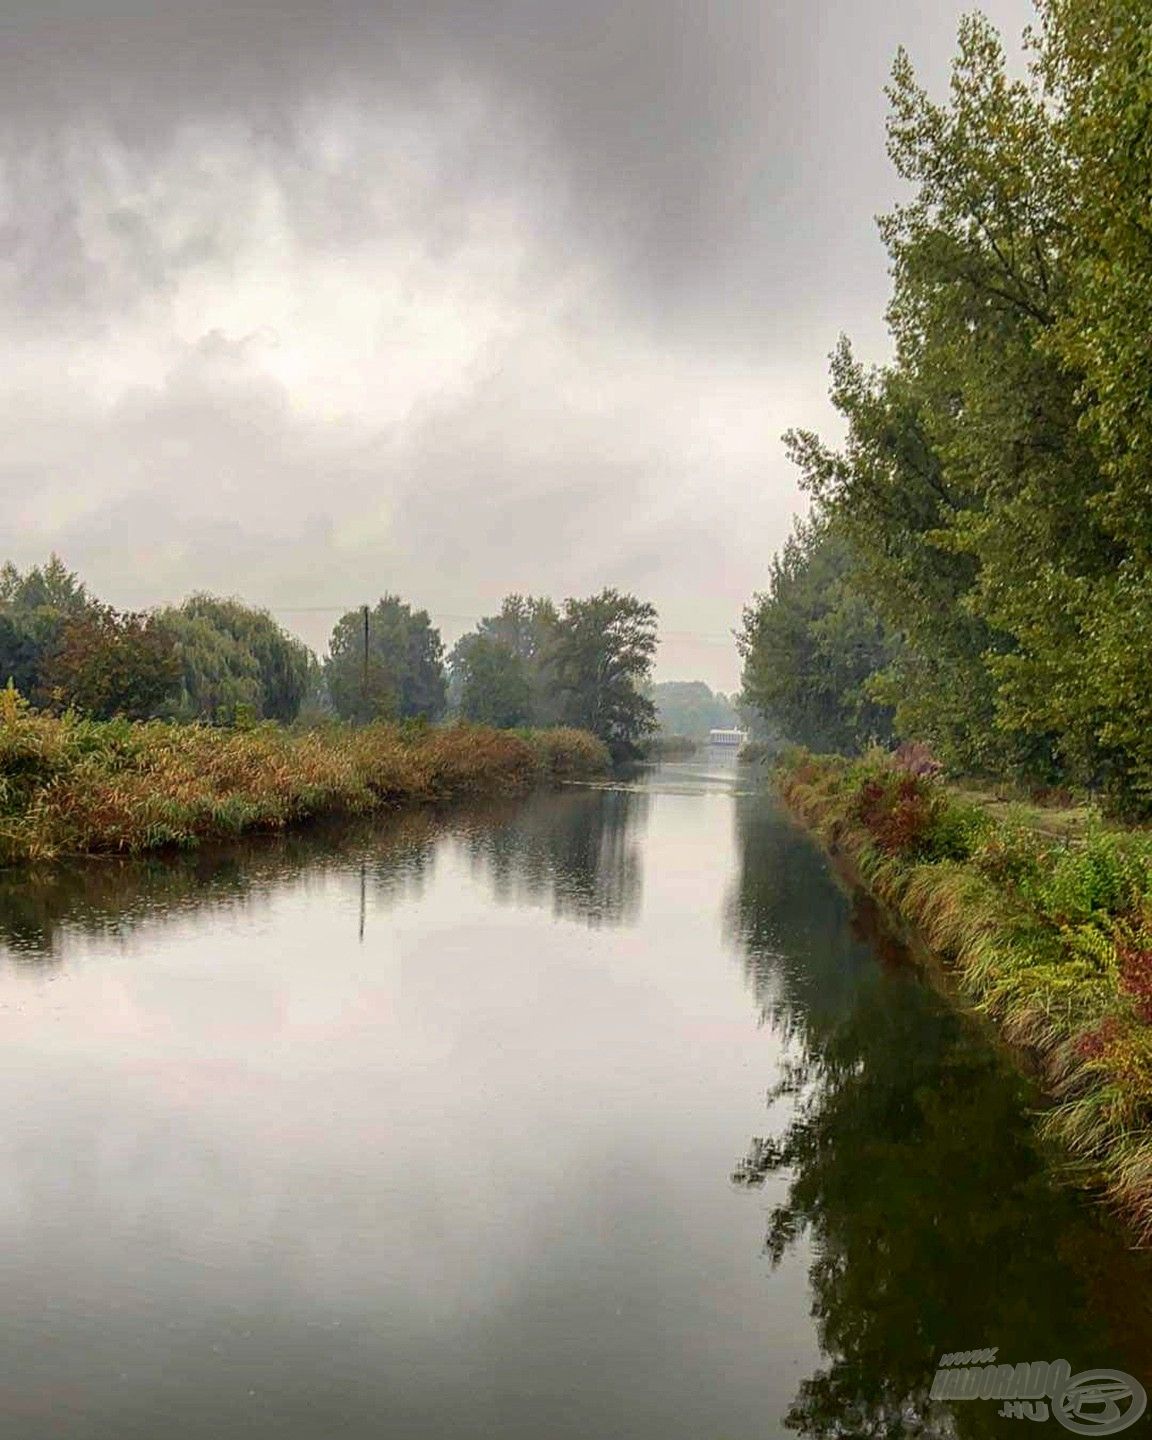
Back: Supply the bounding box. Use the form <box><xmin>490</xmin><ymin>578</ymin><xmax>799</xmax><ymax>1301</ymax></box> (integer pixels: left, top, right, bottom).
<box><xmin>0</xmin><ymin>759</ymin><xmax>1148</xmax><ymax>1439</ymax></box>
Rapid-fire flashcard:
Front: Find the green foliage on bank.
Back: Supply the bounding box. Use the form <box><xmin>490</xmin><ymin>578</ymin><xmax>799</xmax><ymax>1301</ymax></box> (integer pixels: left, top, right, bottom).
<box><xmin>779</xmin><ymin>747</ymin><xmax>1152</xmax><ymax>1238</ymax></box>
<box><xmin>0</xmin><ymin>686</ymin><xmax>608</xmax><ymax>865</ymax></box>
<box><xmin>742</xmin><ymin>2</ymin><xmax>1152</xmax><ymax>812</ymax></box>
<box><xmin>325</xmin><ymin>595</ymin><xmax>447</xmax><ymax>724</ymax></box>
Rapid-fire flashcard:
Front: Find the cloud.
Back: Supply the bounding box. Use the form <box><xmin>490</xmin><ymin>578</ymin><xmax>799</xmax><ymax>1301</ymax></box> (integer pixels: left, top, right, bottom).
<box><xmin>2</xmin><ymin>0</ymin><xmax>1036</xmax><ymax>688</ymax></box>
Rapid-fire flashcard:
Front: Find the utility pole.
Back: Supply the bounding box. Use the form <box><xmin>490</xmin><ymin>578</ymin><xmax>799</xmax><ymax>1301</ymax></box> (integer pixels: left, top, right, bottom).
<box><xmin>362</xmin><ymin>603</ymin><xmax>370</xmax><ymax>710</ymax></box>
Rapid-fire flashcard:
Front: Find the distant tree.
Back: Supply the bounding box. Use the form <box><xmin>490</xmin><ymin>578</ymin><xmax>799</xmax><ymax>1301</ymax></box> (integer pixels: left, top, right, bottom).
<box><xmin>0</xmin><ymin>556</ymin><xmax>94</xmax><ymax>699</ymax></box>
<box><xmin>0</xmin><ymin>613</ymin><xmax>43</xmax><ymax>697</ymax></box>
<box><xmin>452</xmin><ymin>634</ymin><xmax>533</xmax><ymax>727</ymax></box>
<box><xmin>651</xmin><ymin>681</ymin><xmax>738</xmax><ymax>740</ymax></box>
<box><xmin>551</xmin><ymin>589</ymin><xmax>658</xmax><ymax>756</ymax></box>
<box><xmin>738</xmin><ymin>518</ymin><xmax>897</xmax><ymax>754</ymax></box>
<box><xmin>326</xmin><ymin>596</ymin><xmax>446</xmax><ymax>723</ymax></box>
<box><xmin>0</xmin><ymin>555</ymin><xmax>90</xmax><ymax>619</ymax></box>
<box><xmin>166</xmin><ymin>595</ymin><xmax>314</xmax><ymax>723</ymax></box>
<box><xmin>38</xmin><ymin>606</ymin><xmax>181</xmax><ymax>720</ymax></box>
<box><xmin>448</xmin><ymin>595</ymin><xmax>559</xmax><ymax>727</ymax></box>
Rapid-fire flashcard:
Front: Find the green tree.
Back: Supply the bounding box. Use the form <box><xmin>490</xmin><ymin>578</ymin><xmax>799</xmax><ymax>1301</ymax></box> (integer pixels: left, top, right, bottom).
<box><xmin>157</xmin><ymin>608</ymin><xmax>266</xmax><ymax>724</ymax></box>
<box><xmin>156</xmin><ymin>597</ymin><xmax>315</xmax><ymax>726</ymax></box>
<box><xmin>37</xmin><ymin>606</ymin><xmax>180</xmax><ymax>720</ymax></box>
<box><xmin>448</xmin><ymin>595</ymin><xmax>559</xmax><ymax>727</ymax></box>
<box><xmin>781</xmin><ymin>14</ymin><xmax>1122</xmax><ymax>786</ymax></box>
<box><xmin>452</xmin><ymin>633</ymin><xmax>533</xmax><ymax>727</ymax></box>
<box><xmin>325</xmin><ymin>597</ymin><xmax>446</xmax><ymax>723</ymax></box>
<box><xmin>1029</xmin><ymin>0</ymin><xmax>1152</xmax><ymax>806</ymax></box>
<box><xmin>738</xmin><ymin>518</ymin><xmax>897</xmax><ymax>753</ymax></box>
<box><xmin>0</xmin><ymin>556</ymin><xmax>93</xmax><ymax>700</ymax></box>
<box><xmin>551</xmin><ymin>589</ymin><xmax>658</xmax><ymax>757</ymax></box>
<box><xmin>0</xmin><ymin>613</ymin><xmax>43</xmax><ymax>698</ymax></box>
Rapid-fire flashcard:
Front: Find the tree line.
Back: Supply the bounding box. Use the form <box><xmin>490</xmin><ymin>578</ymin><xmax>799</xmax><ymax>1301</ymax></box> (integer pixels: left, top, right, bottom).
<box><xmin>740</xmin><ymin>1</ymin><xmax>1152</xmax><ymax>813</ymax></box>
<box><xmin>0</xmin><ymin>559</ymin><xmax>659</xmax><ymax>755</ymax></box>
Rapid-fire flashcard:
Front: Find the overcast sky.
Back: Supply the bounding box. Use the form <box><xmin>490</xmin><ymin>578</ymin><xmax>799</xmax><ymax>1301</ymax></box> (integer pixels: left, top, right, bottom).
<box><xmin>2</xmin><ymin>0</ymin><xmax>1034</xmax><ymax>690</ymax></box>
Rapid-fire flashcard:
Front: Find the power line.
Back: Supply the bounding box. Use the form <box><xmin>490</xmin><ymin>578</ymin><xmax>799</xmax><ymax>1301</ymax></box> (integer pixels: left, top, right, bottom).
<box><xmin>266</xmin><ymin>602</ymin><xmax>736</xmax><ymax>642</ymax></box>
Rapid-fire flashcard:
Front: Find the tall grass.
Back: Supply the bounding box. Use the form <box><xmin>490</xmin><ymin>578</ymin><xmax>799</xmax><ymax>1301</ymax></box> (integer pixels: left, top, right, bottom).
<box><xmin>777</xmin><ymin>745</ymin><xmax>1152</xmax><ymax>1240</ymax></box>
<box><xmin>0</xmin><ymin>687</ymin><xmax>609</xmax><ymax>865</ymax></box>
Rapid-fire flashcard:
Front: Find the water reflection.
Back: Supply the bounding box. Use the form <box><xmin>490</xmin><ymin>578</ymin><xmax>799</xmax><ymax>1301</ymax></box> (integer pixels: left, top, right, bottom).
<box><xmin>4</xmin><ymin>764</ymin><xmax>1150</xmax><ymax>1439</ymax></box>
<box><xmin>453</xmin><ymin>785</ymin><xmax>647</xmax><ymax>925</ymax></box>
<box><xmin>728</xmin><ymin>793</ymin><xmax>1152</xmax><ymax>1438</ymax></box>
<box><xmin>0</xmin><ymin>813</ymin><xmax>439</xmax><ymax>963</ymax></box>
<box><xmin>0</xmin><ymin>784</ymin><xmax>648</xmax><ymax>962</ymax></box>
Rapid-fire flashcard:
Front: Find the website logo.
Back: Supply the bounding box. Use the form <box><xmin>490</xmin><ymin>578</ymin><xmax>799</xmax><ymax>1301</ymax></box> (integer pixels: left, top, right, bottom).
<box><xmin>929</xmin><ymin>1351</ymin><xmax>1146</xmax><ymax>1434</ymax></box>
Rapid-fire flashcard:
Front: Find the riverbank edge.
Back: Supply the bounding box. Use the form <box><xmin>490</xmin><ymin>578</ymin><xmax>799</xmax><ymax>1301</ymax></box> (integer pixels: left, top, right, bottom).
<box><xmin>0</xmin><ymin>695</ymin><xmax>610</xmax><ymax>865</ymax></box>
<box><xmin>775</xmin><ymin>749</ymin><xmax>1152</xmax><ymax>1242</ymax></box>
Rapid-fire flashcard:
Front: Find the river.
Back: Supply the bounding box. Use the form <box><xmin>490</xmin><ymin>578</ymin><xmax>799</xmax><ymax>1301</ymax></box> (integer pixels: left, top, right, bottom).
<box><xmin>0</xmin><ymin>757</ymin><xmax>1148</xmax><ymax>1439</ymax></box>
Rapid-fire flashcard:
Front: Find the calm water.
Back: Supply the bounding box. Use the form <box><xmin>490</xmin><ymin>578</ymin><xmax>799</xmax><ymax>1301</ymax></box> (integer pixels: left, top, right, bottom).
<box><xmin>0</xmin><ymin>758</ymin><xmax>1149</xmax><ymax>1439</ymax></box>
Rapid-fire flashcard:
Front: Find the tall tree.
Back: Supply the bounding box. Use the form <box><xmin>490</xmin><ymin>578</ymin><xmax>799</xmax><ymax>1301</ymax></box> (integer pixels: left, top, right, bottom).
<box><xmin>551</xmin><ymin>589</ymin><xmax>658</xmax><ymax>756</ymax></box>
<box><xmin>451</xmin><ymin>634</ymin><xmax>533</xmax><ymax>728</ymax></box>
<box><xmin>448</xmin><ymin>595</ymin><xmax>559</xmax><ymax>727</ymax></box>
<box><xmin>38</xmin><ymin>606</ymin><xmax>181</xmax><ymax>720</ymax></box>
<box><xmin>0</xmin><ymin>556</ymin><xmax>93</xmax><ymax>700</ymax></box>
<box><xmin>739</xmin><ymin>518</ymin><xmax>897</xmax><ymax>754</ymax></box>
<box><xmin>161</xmin><ymin>595</ymin><xmax>314</xmax><ymax>724</ymax></box>
<box><xmin>325</xmin><ymin>596</ymin><xmax>446</xmax><ymax>723</ymax></box>
<box><xmin>781</xmin><ymin>15</ymin><xmax>1117</xmax><ymax>785</ymax></box>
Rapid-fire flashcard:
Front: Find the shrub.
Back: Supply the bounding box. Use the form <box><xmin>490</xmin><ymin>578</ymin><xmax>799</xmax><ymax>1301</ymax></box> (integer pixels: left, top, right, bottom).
<box><xmin>0</xmin><ymin>708</ymin><xmax>608</xmax><ymax>864</ymax></box>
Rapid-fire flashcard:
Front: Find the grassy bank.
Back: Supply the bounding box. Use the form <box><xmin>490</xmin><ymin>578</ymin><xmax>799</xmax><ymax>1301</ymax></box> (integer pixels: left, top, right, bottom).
<box><xmin>0</xmin><ymin>688</ymin><xmax>609</xmax><ymax>864</ymax></box>
<box><xmin>777</xmin><ymin>747</ymin><xmax>1152</xmax><ymax>1239</ymax></box>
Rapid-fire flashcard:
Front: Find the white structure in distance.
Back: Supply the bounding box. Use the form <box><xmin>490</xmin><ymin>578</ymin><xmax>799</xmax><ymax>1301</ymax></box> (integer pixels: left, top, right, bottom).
<box><xmin>708</xmin><ymin>729</ymin><xmax>748</xmax><ymax>748</ymax></box>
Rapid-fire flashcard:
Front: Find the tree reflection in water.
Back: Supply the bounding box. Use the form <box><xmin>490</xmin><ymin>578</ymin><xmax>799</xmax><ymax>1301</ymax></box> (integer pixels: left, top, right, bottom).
<box><xmin>454</xmin><ymin>783</ymin><xmax>647</xmax><ymax>926</ymax></box>
<box><xmin>0</xmin><ymin>783</ymin><xmax>647</xmax><ymax>962</ymax></box>
<box><xmin>0</xmin><ymin>812</ymin><xmax>442</xmax><ymax>963</ymax></box>
<box><xmin>727</xmin><ymin>792</ymin><xmax>1152</xmax><ymax>1439</ymax></box>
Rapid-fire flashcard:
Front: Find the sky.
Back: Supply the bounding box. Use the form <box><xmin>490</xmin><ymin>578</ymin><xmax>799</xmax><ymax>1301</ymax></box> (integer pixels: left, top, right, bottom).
<box><xmin>2</xmin><ymin>0</ymin><xmax>1035</xmax><ymax>691</ymax></box>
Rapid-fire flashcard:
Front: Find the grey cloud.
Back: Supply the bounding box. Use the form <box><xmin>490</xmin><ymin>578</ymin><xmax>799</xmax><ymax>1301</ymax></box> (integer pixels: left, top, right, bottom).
<box><xmin>0</xmin><ymin>0</ymin><xmax>1035</xmax><ymax>337</ymax></box>
<box><xmin>2</xmin><ymin>0</ymin><xmax>1040</xmax><ymax>690</ymax></box>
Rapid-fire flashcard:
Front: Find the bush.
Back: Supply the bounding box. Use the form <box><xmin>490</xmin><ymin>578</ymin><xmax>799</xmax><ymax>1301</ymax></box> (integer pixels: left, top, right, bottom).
<box><xmin>0</xmin><ymin>706</ymin><xmax>609</xmax><ymax>864</ymax></box>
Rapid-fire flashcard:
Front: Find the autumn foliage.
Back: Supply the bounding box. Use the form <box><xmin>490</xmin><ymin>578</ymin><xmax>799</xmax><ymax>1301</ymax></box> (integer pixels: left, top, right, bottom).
<box><xmin>0</xmin><ymin>688</ymin><xmax>608</xmax><ymax>865</ymax></box>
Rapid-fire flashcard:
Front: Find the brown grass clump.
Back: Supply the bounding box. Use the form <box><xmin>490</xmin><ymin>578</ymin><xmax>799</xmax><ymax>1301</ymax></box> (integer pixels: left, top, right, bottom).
<box><xmin>0</xmin><ymin>688</ymin><xmax>609</xmax><ymax>865</ymax></box>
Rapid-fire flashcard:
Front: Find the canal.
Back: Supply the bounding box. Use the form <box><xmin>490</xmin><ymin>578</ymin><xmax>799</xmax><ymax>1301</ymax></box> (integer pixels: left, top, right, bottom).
<box><xmin>0</xmin><ymin>758</ymin><xmax>1148</xmax><ymax>1438</ymax></box>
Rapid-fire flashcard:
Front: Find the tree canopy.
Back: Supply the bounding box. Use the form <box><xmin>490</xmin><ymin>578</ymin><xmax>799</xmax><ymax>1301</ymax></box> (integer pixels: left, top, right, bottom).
<box><xmin>448</xmin><ymin>595</ymin><xmax>559</xmax><ymax>728</ymax></box>
<box><xmin>650</xmin><ymin>681</ymin><xmax>737</xmax><ymax>740</ymax></box>
<box><xmin>159</xmin><ymin>595</ymin><xmax>315</xmax><ymax>725</ymax></box>
<box><xmin>551</xmin><ymin>589</ymin><xmax>658</xmax><ymax>757</ymax></box>
<box><xmin>739</xmin><ymin>519</ymin><xmax>897</xmax><ymax>755</ymax></box>
<box><xmin>448</xmin><ymin>590</ymin><xmax>659</xmax><ymax>755</ymax></box>
<box><xmin>325</xmin><ymin>597</ymin><xmax>447</xmax><ymax>723</ymax></box>
<box><xmin>741</xmin><ymin>4</ymin><xmax>1152</xmax><ymax>812</ymax></box>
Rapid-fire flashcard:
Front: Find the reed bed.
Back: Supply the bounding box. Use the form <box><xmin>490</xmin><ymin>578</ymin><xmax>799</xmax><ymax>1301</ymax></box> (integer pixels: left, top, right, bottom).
<box><xmin>777</xmin><ymin>746</ymin><xmax>1152</xmax><ymax>1240</ymax></box>
<box><xmin>0</xmin><ymin>687</ymin><xmax>608</xmax><ymax>865</ymax></box>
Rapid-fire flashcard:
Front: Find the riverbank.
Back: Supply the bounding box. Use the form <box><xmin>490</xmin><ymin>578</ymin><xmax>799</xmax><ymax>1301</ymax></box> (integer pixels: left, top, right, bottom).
<box><xmin>0</xmin><ymin>688</ymin><xmax>608</xmax><ymax>864</ymax></box>
<box><xmin>776</xmin><ymin>748</ymin><xmax>1152</xmax><ymax>1239</ymax></box>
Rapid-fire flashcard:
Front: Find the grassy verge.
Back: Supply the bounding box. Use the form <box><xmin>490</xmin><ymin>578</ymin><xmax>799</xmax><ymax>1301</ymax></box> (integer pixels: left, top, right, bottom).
<box><xmin>0</xmin><ymin>688</ymin><xmax>609</xmax><ymax>865</ymax></box>
<box><xmin>777</xmin><ymin>746</ymin><xmax>1152</xmax><ymax>1239</ymax></box>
